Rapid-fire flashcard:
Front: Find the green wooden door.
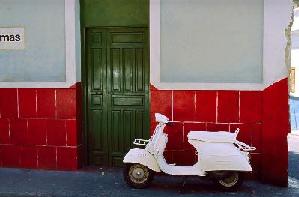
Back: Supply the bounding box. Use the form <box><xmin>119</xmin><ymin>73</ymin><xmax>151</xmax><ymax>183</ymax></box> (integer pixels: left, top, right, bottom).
<box><xmin>86</xmin><ymin>27</ymin><xmax>149</xmax><ymax>167</ymax></box>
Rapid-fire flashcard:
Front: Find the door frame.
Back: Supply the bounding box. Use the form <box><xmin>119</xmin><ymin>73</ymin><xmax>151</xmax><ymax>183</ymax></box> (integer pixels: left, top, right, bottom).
<box><xmin>81</xmin><ymin>26</ymin><xmax>150</xmax><ymax>166</ymax></box>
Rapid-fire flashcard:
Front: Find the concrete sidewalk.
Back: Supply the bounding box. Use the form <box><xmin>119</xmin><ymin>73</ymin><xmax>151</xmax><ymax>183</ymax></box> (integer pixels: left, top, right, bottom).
<box><xmin>0</xmin><ymin>135</ymin><xmax>298</xmax><ymax>197</ymax></box>
<box><xmin>0</xmin><ymin>167</ymin><xmax>299</xmax><ymax>197</ymax></box>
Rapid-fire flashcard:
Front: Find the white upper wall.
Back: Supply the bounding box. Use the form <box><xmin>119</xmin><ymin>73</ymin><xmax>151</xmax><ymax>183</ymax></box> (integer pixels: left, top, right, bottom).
<box><xmin>160</xmin><ymin>0</ymin><xmax>263</xmax><ymax>84</ymax></box>
<box><xmin>0</xmin><ymin>0</ymin><xmax>80</xmax><ymax>88</ymax></box>
<box><xmin>0</xmin><ymin>0</ymin><xmax>292</xmax><ymax>89</ymax></box>
<box><xmin>151</xmin><ymin>0</ymin><xmax>293</xmax><ymax>90</ymax></box>
<box><xmin>263</xmin><ymin>0</ymin><xmax>293</xmax><ymax>90</ymax></box>
<box><xmin>291</xmin><ymin>7</ymin><xmax>299</xmax><ymax>97</ymax></box>
<box><xmin>75</xmin><ymin>0</ymin><xmax>81</xmax><ymax>82</ymax></box>
<box><xmin>292</xmin><ymin>7</ymin><xmax>299</xmax><ymax>32</ymax></box>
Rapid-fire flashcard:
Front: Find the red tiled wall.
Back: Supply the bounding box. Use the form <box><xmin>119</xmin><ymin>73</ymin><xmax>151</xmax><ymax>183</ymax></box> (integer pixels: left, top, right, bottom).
<box><xmin>0</xmin><ymin>83</ymin><xmax>82</xmax><ymax>170</ymax></box>
<box><xmin>261</xmin><ymin>79</ymin><xmax>289</xmax><ymax>186</ymax></box>
<box><xmin>150</xmin><ymin>78</ymin><xmax>289</xmax><ymax>186</ymax></box>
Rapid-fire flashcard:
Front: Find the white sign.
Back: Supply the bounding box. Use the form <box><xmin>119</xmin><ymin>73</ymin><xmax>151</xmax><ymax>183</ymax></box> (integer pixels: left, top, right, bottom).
<box><xmin>0</xmin><ymin>28</ymin><xmax>25</xmax><ymax>50</ymax></box>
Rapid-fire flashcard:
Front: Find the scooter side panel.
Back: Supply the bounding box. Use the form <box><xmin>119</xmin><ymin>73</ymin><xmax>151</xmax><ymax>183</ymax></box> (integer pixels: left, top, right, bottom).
<box><xmin>201</xmin><ymin>154</ymin><xmax>252</xmax><ymax>172</ymax></box>
<box><xmin>123</xmin><ymin>148</ymin><xmax>161</xmax><ymax>172</ymax></box>
<box><xmin>189</xmin><ymin>140</ymin><xmax>252</xmax><ymax>172</ymax></box>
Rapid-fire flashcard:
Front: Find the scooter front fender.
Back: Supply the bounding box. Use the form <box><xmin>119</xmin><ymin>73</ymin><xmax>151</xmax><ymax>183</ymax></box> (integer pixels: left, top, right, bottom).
<box><xmin>123</xmin><ymin>148</ymin><xmax>161</xmax><ymax>172</ymax></box>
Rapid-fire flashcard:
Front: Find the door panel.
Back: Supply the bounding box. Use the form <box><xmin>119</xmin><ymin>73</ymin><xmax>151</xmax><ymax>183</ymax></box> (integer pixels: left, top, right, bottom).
<box><xmin>86</xmin><ymin>28</ymin><xmax>109</xmax><ymax>166</ymax></box>
<box><xmin>107</xmin><ymin>28</ymin><xmax>148</xmax><ymax>166</ymax></box>
<box><xmin>123</xmin><ymin>48</ymin><xmax>134</xmax><ymax>92</ymax></box>
<box><xmin>136</xmin><ymin>48</ymin><xmax>145</xmax><ymax>92</ymax></box>
<box><xmin>88</xmin><ymin>109</ymin><xmax>108</xmax><ymax>165</ymax></box>
<box><xmin>112</xmin><ymin>96</ymin><xmax>144</xmax><ymax>106</ymax></box>
<box><xmin>110</xmin><ymin>110</ymin><xmax>123</xmax><ymax>167</ymax></box>
<box><xmin>91</xmin><ymin>48</ymin><xmax>103</xmax><ymax>91</ymax></box>
<box><xmin>86</xmin><ymin>27</ymin><xmax>149</xmax><ymax>166</ymax></box>
<box><xmin>111</xmin><ymin>49</ymin><xmax>121</xmax><ymax>92</ymax></box>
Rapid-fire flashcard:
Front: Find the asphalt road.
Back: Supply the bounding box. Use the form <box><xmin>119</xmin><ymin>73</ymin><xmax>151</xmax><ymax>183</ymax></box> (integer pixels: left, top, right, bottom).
<box><xmin>0</xmin><ymin>135</ymin><xmax>298</xmax><ymax>197</ymax></box>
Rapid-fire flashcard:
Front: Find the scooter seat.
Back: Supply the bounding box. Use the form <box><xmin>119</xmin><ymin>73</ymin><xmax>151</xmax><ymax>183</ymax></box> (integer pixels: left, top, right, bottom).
<box><xmin>188</xmin><ymin>131</ymin><xmax>237</xmax><ymax>143</ymax></box>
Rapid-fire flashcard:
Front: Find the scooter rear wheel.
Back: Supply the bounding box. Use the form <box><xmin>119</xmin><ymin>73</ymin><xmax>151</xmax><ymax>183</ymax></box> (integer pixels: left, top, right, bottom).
<box><xmin>212</xmin><ymin>171</ymin><xmax>243</xmax><ymax>191</ymax></box>
<box><xmin>123</xmin><ymin>163</ymin><xmax>154</xmax><ymax>189</ymax></box>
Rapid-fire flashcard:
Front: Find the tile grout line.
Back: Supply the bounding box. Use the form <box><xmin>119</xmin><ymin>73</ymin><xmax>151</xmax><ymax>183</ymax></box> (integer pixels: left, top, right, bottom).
<box><xmin>177</xmin><ymin>120</ymin><xmax>250</xmax><ymax>124</ymax></box>
<box><xmin>17</xmin><ymin>89</ymin><xmax>20</xmax><ymax>118</ymax></box>
<box><xmin>54</xmin><ymin>89</ymin><xmax>57</xmax><ymax>119</ymax></box>
<box><xmin>182</xmin><ymin>122</ymin><xmax>185</xmax><ymax>143</ymax></box>
<box><xmin>194</xmin><ymin>91</ymin><xmax>197</xmax><ymax>113</ymax></box>
<box><xmin>65</xmin><ymin>120</ymin><xmax>68</xmax><ymax>146</ymax></box>
<box><xmin>238</xmin><ymin>91</ymin><xmax>241</xmax><ymax>123</ymax></box>
<box><xmin>45</xmin><ymin>117</ymin><xmax>48</xmax><ymax>145</ymax></box>
<box><xmin>35</xmin><ymin>89</ymin><xmax>38</xmax><ymax>115</ymax></box>
<box><xmin>171</xmin><ymin>90</ymin><xmax>174</xmax><ymax>121</ymax></box>
<box><xmin>37</xmin><ymin>148</ymin><xmax>39</xmax><ymax>168</ymax></box>
<box><xmin>216</xmin><ymin>91</ymin><xmax>218</xmax><ymax>123</ymax></box>
<box><xmin>26</xmin><ymin>119</ymin><xmax>29</xmax><ymax>134</ymax></box>
<box><xmin>8</xmin><ymin>119</ymin><xmax>11</xmax><ymax>142</ymax></box>
<box><xmin>55</xmin><ymin>147</ymin><xmax>58</xmax><ymax>168</ymax></box>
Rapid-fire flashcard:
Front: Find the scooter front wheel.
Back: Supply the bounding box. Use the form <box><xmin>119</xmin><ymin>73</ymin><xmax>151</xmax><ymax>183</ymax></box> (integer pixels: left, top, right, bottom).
<box><xmin>211</xmin><ymin>171</ymin><xmax>243</xmax><ymax>191</ymax></box>
<box><xmin>123</xmin><ymin>163</ymin><xmax>154</xmax><ymax>189</ymax></box>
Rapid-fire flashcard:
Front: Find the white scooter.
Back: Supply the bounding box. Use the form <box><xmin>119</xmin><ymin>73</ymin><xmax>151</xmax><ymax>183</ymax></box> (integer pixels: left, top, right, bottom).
<box><xmin>123</xmin><ymin>113</ymin><xmax>256</xmax><ymax>190</ymax></box>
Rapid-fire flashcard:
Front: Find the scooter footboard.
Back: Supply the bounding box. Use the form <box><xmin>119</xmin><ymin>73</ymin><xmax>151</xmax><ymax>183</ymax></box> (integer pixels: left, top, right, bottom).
<box><xmin>123</xmin><ymin>148</ymin><xmax>161</xmax><ymax>172</ymax></box>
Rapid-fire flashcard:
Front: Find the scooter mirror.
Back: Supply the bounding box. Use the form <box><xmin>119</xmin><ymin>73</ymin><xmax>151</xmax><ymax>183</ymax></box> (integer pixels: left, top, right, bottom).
<box><xmin>155</xmin><ymin>113</ymin><xmax>169</xmax><ymax>124</ymax></box>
